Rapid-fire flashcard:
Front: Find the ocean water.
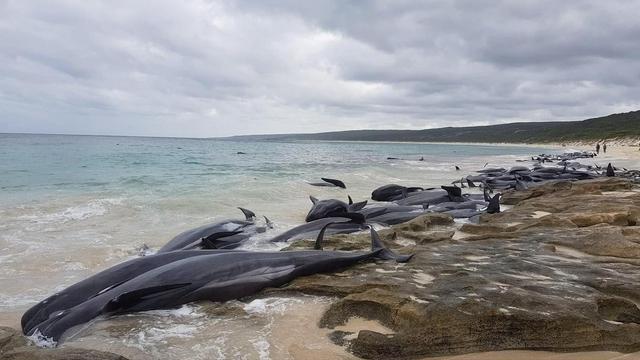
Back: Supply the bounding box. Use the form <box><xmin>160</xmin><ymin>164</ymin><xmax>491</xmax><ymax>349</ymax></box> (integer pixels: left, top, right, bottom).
<box><xmin>0</xmin><ymin>133</ymin><xmax>556</xmax><ymax>358</ymax></box>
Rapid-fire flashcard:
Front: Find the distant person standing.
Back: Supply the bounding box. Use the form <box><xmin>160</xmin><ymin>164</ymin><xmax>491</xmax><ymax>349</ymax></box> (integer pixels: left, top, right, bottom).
<box><xmin>596</xmin><ymin>143</ymin><xmax>600</xmax><ymax>154</ymax></box>
<box><xmin>603</xmin><ymin>143</ymin><xmax>607</xmax><ymax>153</ymax></box>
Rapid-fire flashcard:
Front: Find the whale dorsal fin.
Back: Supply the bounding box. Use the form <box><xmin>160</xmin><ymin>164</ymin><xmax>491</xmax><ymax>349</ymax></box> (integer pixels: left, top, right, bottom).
<box><xmin>369</xmin><ymin>227</ymin><xmax>413</xmax><ymax>263</ymax></box>
<box><xmin>310</xmin><ymin>196</ymin><xmax>319</xmax><ymax>204</ymax></box>
<box><xmin>314</xmin><ymin>219</ymin><xmax>351</xmax><ymax>250</ymax></box>
<box><xmin>441</xmin><ymin>185</ymin><xmax>462</xmax><ymax>202</ymax></box>
<box><xmin>238</xmin><ymin>207</ymin><xmax>256</xmax><ymax>220</ymax></box>
<box><xmin>349</xmin><ymin>200</ymin><xmax>367</xmax><ymax>212</ymax></box>
<box><xmin>487</xmin><ymin>193</ymin><xmax>501</xmax><ymax>214</ymax></box>
<box><xmin>347</xmin><ymin>195</ymin><xmax>353</xmax><ymax>205</ymax></box>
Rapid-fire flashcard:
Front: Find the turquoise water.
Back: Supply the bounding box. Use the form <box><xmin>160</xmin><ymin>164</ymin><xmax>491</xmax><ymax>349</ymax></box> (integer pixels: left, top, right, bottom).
<box><xmin>0</xmin><ymin>133</ymin><xmax>558</xmax><ymax>358</ymax></box>
<box><xmin>1</xmin><ymin>133</ymin><xmax>550</xmax><ymax>204</ymax></box>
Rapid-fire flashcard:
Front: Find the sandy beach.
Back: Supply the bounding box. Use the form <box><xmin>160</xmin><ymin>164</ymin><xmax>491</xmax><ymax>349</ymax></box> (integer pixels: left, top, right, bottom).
<box><xmin>2</xmin><ymin>137</ymin><xmax>640</xmax><ymax>360</ymax></box>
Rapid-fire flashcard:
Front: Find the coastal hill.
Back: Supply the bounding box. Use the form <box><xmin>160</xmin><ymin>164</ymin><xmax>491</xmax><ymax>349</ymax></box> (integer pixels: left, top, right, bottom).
<box><xmin>226</xmin><ymin>110</ymin><xmax>640</xmax><ymax>144</ymax></box>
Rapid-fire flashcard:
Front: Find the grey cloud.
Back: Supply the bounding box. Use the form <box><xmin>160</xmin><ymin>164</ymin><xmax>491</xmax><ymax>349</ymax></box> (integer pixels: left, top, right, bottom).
<box><xmin>0</xmin><ymin>0</ymin><xmax>639</xmax><ymax>137</ymax></box>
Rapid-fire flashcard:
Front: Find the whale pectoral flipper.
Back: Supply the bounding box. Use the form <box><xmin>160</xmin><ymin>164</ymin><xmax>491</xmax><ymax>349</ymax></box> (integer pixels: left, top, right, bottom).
<box><xmin>201</xmin><ymin>230</ymin><xmax>244</xmax><ymax>249</ymax></box>
<box><xmin>104</xmin><ymin>283</ymin><xmax>191</xmax><ymax>313</ymax></box>
<box><xmin>321</xmin><ymin>178</ymin><xmax>346</xmax><ymax>189</ymax></box>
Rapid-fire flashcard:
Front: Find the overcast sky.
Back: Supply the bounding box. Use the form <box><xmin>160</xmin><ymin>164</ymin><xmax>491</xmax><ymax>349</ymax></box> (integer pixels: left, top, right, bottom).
<box><xmin>1</xmin><ymin>1</ymin><xmax>639</xmax><ymax>137</ymax></box>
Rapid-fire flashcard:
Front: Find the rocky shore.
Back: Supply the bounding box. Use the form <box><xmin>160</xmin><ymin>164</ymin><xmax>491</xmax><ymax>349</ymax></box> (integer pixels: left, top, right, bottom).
<box><xmin>0</xmin><ymin>326</ymin><xmax>127</xmax><ymax>359</ymax></box>
<box><xmin>271</xmin><ymin>177</ymin><xmax>640</xmax><ymax>358</ymax></box>
<box><xmin>3</xmin><ymin>178</ymin><xmax>640</xmax><ymax>359</ymax></box>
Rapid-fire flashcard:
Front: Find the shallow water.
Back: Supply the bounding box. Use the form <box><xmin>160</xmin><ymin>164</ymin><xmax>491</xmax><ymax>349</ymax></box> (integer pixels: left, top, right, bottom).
<box><xmin>0</xmin><ymin>133</ymin><xmax>556</xmax><ymax>358</ymax></box>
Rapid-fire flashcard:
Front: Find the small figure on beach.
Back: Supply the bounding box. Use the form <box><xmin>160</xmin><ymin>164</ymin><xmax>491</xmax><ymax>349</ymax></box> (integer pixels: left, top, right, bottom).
<box><xmin>596</xmin><ymin>143</ymin><xmax>600</xmax><ymax>154</ymax></box>
<box><xmin>603</xmin><ymin>143</ymin><xmax>607</xmax><ymax>153</ymax></box>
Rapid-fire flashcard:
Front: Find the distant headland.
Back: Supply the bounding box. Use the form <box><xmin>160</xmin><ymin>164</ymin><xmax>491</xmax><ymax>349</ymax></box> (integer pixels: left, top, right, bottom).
<box><xmin>222</xmin><ymin>110</ymin><xmax>640</xmax><ymax>145</ymax></box>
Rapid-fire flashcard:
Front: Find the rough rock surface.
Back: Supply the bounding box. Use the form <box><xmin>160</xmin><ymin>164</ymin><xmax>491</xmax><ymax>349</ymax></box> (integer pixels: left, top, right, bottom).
<box><xmin>2</xmin><ymin>346</ymin><xmax>129</xmax><ymax>360</ymax></box>
<box><xmin>1</xmin><ymin>326</ymin><xmax>128</xmax><ymax>360</ymax></box>
<box><xmin>271</xmin><ymin>178</ymin><xmax>640</xmax><ymax>359</ymax></box>
<box><xmin>0</xmin><ymin>327</ymin><xmax>27</xmax><ymax>356</ymax></box>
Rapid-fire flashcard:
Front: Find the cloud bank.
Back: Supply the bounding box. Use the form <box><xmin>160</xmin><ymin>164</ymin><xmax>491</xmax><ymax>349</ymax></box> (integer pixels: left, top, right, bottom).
<box><xmin>1</xmin><ymin>0</ymin><xmax>639</xmax><ymax>137</ymax></box>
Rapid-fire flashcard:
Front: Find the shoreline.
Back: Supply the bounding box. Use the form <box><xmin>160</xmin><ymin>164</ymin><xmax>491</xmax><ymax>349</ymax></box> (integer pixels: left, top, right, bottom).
<box><xmin>2</xmin><ymin>142</ymin><xmax>640</xmax><ymax>359</ymax></box>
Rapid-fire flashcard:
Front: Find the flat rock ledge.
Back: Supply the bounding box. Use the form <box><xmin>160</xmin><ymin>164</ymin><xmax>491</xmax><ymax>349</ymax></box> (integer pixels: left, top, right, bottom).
<box><xmin>0</xmin><ymin>327</ymin><xmax>128</xmax><ymax>360</ymax></box>
<box><xmin>271</xmin><ymin>178</ymin><xmax>640</xmax><ymax>359</ymax></box>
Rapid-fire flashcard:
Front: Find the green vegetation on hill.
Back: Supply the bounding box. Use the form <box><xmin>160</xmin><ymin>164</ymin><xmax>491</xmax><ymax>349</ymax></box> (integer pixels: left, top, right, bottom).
<box><xmin>226</xmin><ymin>110</ymin><xmax>640</xmax><ymax>143</ymax></box>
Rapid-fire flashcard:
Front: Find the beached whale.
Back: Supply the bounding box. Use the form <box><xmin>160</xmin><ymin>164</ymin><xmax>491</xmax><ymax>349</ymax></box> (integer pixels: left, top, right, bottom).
<box><xmin>395</xmin><ymin>189</ymin><xmax>450</xmax><ymax>206</ymax></box>
<box><xmin>371</xmin><ymin>184</ymin><xmax>423</xmax><ymax>202</ymax></box>
<box><xmin>157</xmin><ymin>208</ymin><xmax>266</xmax><ymax>252</ymax></box>
<box><xmin>26</xmin><ymin>226</ymin><xmax>411</xmax><ymax>344</ymax></box>
<box><xmin>366</xmin><ymin>210</ymin><xmax>427</xmax><ymax>225</ymax></box>
<box><xmin>269</xmin><ymin>217</ymin><xmax>366</xmax><ymax>243</ymax></box>
<box><xmin>305</xmin><ymin>196</ymin><xmax>367</xmax><ymax>222</ymax></box>
<box><xmin>21</xmin><ymin>249</ymin><xmax>246</xmax><ymax>336</ymax></box>
<box><xmin>442</xmin><ymin>208</ymin><xmax>483</xmax><ymax>218</ymax></box>
<box><xmin>358</xmin><ymin>205</ymin><xmax>424</xmax><ymax>218</ymax></box>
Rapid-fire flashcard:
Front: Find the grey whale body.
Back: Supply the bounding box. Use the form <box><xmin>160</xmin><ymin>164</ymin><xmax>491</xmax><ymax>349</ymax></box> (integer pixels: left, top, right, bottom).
<box><xmin>21</xmin><ymin>249</ymin><xmax>244</xmax><ymax>336</ymax></box>
<box><xmin>26</xmin><ymin>228</ymin><xmax>410</xmax><ymax>344</ymax></box>
<box><xmin>269</xmin><ymin>217</ymin><xmax>366</xmax><ymax>243</ymax></box>
<box><xmin>158</xmin><ymin>208</ymin><xmax>263</xmax><ymax>252</ymax></box>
